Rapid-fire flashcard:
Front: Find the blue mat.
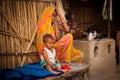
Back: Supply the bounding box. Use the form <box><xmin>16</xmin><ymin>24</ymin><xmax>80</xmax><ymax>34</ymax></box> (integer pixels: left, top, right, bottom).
<box><xmin>0</xmin><ymin>62</ymin><xmax>63</xmax><ymax>80</ymax></box>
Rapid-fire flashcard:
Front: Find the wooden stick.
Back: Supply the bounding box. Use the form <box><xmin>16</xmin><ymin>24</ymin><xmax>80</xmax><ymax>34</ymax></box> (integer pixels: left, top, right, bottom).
<box><xmin>108</xmin><ymin>0</ymin><xmax>110</xmax><ymax>38</ymax></box>
<box><xmin>110</xmin><ymin>0</ymin><xmax>112</xmax><ymax>20</ymax></box>
<box><xmin>102</xmin><ymin>0</ymin><xmax>107</xmax><ymax>16</ymax></box>
<box><xmin>0</xmin><ymin>26</ymin><xmax>15</xmax><ymax>35</ymax></box>
<box><xmin>2</xmin><ymin>1</ymin><xmax>8</xmax><ymax>68</ymax></box>
<box><xmin>0</xmin><ymin>28</ymin><xmax>35</xmax><ymax>43</ymax></box>
<box><xmin>35</xmin><ymin>0</ymin><xmax>56</xmax><ymax>3</ymax></box>
<box><xmin>20</xmin><ymin>2</ymin><xmax>44</xmax><ymax>66</ymax></box>
<box><xmin>20</xmin><ymin>22</ymin><xmax>38</xmax><ymax>66</ymax></box>
<box><xmin>0</xmin><ymin>52</ymin><xmax>37</xmax><ymax>56</ymax></box>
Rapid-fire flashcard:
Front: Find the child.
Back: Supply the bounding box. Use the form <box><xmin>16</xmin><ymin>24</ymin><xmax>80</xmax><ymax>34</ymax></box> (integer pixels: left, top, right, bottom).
<box><xmin>40</xmin><ymin>34</ymin><xmax>66</xmax><ymax>74</ymax></box>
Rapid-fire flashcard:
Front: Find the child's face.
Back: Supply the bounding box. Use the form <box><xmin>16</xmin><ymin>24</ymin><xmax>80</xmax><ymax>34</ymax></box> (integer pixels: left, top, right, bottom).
<box><xmin>44</xmin><ymin>38</ymin><xmax>54</xmax><ymax>49</ymax></box>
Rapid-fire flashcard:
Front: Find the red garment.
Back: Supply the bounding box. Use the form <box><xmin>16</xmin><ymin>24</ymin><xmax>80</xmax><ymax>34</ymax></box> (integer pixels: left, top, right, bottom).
<box><xmin>61</xmin><ymin>65</ymin><xmax>70</xmax><ymax>70</ymax></box>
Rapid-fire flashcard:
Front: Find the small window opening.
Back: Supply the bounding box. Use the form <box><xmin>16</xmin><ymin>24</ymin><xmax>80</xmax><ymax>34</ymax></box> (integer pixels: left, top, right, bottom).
<box><xmin>94</xmin><ymin>46</ymin><xmax>98</xmax><ymax>58</ymax></box>
<box><xmin>108</xmin><ymin>44</ymin><xmax>111</xmax><ymax>54</ymax></box>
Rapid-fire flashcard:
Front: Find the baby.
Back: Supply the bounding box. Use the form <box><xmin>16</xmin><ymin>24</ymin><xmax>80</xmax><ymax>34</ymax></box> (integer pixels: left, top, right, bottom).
<box><xmin>40</xmin><ymin>34</ymin><xmax>66</xmax><ymax>74</ymax></box>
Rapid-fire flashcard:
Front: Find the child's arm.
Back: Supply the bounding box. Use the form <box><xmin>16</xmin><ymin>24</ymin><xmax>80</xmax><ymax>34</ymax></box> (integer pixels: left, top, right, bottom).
<box><xmin>55</xmin><ymin>56</ymin><xmax>60</xmax><ymax>64</ymax></box>
<box><xmin>42</xmin><ymin>49</ymin><xmax>56</xmax><ymax>69</ymax></box>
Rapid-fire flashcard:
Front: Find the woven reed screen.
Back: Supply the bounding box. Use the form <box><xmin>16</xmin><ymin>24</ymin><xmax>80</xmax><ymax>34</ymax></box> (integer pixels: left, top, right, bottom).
<box><xmin>0</xmin><ymin>0</ymin><xmax>56</xmax><ymax>68</ymax></box>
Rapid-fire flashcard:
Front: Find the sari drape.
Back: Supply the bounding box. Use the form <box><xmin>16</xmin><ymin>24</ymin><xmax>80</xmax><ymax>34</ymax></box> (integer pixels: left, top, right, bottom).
<box><xmin>36</xmin><ymin>6</ymin><xmax>83</xmax><ymax>63</ymax></box>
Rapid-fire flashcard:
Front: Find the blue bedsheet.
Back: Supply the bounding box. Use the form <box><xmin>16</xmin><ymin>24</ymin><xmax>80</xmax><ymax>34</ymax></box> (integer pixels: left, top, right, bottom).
<box><xmin>0</xmin><ymin>62</ymin><xmax>63</xmax><ymax>80</ymax></box>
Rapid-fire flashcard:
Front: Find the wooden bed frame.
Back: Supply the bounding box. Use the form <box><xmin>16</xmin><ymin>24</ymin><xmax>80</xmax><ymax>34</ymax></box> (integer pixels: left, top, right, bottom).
<box><xmin>38</xmin><ymin>63</ymin><xmax>90</xmax><ymax>80</ymax></box>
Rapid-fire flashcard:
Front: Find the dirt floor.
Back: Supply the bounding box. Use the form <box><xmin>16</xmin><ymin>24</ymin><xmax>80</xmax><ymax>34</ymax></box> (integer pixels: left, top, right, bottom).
<box><xmin>116</xmin><ymin>65</ymin><xmax>120</xmax><ymax>80</ymax></box>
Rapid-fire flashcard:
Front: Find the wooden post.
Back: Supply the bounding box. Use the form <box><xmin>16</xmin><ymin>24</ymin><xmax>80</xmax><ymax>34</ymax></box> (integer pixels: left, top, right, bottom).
<box><xmin>108</xmin><ymin>0</ymin><xmax>110</xmax><ymax>38</ymax></box>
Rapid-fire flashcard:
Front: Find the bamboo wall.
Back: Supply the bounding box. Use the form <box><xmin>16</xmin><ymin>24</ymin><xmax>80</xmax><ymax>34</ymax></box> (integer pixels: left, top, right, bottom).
<box><xmin>0</xmin><ymin>0</ymin><xmax>56</xmax><ymax>68</ymax></box>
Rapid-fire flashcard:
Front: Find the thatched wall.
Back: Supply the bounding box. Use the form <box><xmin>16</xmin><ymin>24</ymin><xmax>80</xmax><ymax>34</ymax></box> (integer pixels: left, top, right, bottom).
<box><xmin>0</xmin><ymin>0</ymin><xmax>56</xmax><ymax>68</ymax></box>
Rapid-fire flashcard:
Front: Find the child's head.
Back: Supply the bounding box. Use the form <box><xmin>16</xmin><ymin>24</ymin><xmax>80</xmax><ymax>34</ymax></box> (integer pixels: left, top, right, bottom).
<box><xmin>43</xmin><ymin>34</ymin><xmax>54</xmax><ymax>49</ymax></box>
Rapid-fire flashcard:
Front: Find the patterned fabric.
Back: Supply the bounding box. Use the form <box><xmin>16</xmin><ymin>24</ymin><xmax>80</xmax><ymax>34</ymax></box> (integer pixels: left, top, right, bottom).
<box><xmin>36</xmin><ymin>6</ymin><xmax>83</xmax><ymax>63</ymax></box>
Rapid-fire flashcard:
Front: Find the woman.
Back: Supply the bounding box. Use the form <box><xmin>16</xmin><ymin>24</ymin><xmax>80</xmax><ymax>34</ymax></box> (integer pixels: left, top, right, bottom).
<box><xmin>36</xmin><ymin>6</ymin><xmax>83</xmax><ymax>64</ymax></box>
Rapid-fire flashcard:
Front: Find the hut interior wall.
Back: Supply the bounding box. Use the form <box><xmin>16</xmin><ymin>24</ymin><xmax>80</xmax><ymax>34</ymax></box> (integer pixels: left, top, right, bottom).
<box><xmin>69</xmin><ymin>0</ymin><xmax>108</xmax><ymax>40</ymax></box>
<box><xmin>0</xmin><ymin>0</ymin><xmax>55</xmax><ymax>68</ymax></box>
<box><xmin>68</xmin><ymin>0</ymin><xmax>120</xmax><ymax>65</ymax></box>
<box><xmin>1</xmin><ymin>0</ymin><xmax>119</xmax><ymax>68</ymax></box>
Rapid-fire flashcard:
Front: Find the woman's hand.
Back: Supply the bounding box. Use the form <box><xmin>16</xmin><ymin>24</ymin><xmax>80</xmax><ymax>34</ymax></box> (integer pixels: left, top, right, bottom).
<box><xmin>51</xmin><ymin>16</ymin><xmax>57</xmax><ymax>25</ymax></box>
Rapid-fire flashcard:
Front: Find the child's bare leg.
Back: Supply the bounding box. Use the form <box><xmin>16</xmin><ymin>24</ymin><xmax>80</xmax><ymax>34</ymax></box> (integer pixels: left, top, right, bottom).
<box><xmin>45</xmin><ymin>64</ymin><xmax>60</xmax><ymax>74</ymax></box>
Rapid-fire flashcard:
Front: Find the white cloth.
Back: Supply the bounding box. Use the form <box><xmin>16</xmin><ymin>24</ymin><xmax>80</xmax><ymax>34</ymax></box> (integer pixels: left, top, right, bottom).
<box><xmin>41</xmin><ymin>47</ymin><xmax>56</xmax><ymax>63</ymax></box>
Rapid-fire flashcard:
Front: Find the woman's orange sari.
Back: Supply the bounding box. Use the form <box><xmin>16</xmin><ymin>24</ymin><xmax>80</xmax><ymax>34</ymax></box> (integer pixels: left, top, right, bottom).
<box><xmin>36</xmin><ymin>6</ymin><xmax>83</xmax><ymax>63</ymax></box>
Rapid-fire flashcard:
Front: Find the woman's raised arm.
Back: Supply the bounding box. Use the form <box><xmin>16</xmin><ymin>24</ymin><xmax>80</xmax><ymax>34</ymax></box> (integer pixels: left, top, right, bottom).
<box><xmin>56</xmin><ymin>7</ymin><xmax>69</xmax><ymax>32</ymax></box>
